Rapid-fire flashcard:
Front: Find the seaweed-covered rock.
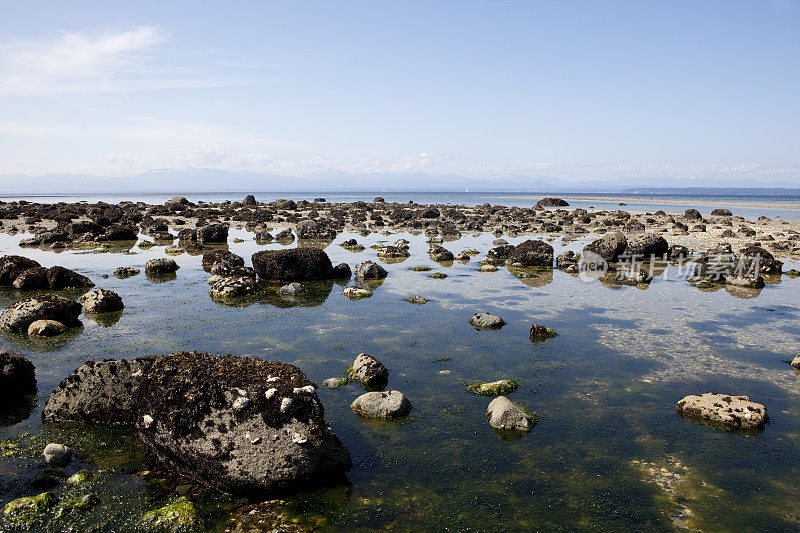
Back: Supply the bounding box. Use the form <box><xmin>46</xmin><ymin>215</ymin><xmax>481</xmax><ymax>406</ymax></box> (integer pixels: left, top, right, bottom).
<box><xmin>145</xmin><ymin>258</ymin><xmax>179</xmax><ymax>275</ymax></box>
<box><xmin>134</xmin><ymin>352</ymin><xmax>351</xmax><ymax>494</ymax></box>
<box><xmin>141</xmin><ymin>496</ymin><xmax>201</xmax><ymax>532</ymax></box>
<box><xmin>296</xmin><ymin>220</ymin><xmax>336</xmax><ymax>240</ymax></box>
<box><xmin>486</xmin><ymin>396</ymin><xmax>535</xmax><ymax>431</ymax></box>
<box><xmin>0</xmin><ymin>295</ymin><xmax>81</xmax><ymax>333</ymax></box>
<box><xmin>202</xmin><ymin>250</ymin><xmax>244</xmax><ymax>272</ymax></box>
<box><xmin>466</xmin><ymin>380</ymin><xmax>518</xmax><ymax>396</ymax></box>
<box><xmin>2</xmin><ymin>492</ymin><xmax>58</xmax><ymax>528</ymax></box>
<box><xmin>79</xmin><ymin>289</ymin><xmax>124</xmax><ymax>314</ymax></box>
<box><xmin>428</xmin><ymin>245</ymin><xmax>454</xmax><ymax>262</ymax></box>
<box><xmin>468</xmin><ymin>313</ymin><xmax>506</xmax><ymax>330</ymax></box>
<box><xmin>0</xmin><ymin>350</ymin><xmax>36</xmax><ymax>401</ymax></box>
<box><xmin>209</xmin><ymin>276</ymin><xmax>258</xmax><ymax>299</ymax></box>
<box><xmin>343</xmin><ymin>287</ymin><xmax>372</xmax><ymax>300</ymax></box>
<box><xmin>43</xmin><ymin>358</ymin><xmax>155</xmax><ymax>424</ymax></box>
<box><xmin>351</xmin><ymin>391</ymin><xmax>411</xmax><ymax>419</ymax></box>
<box><xmin>676</xmin><ymin>392</ymin><xmax>767</xmax><ymax>430</ymax></box>
<box><xmin>354</xmin><ymin>261</ymin><xmax>388</xmax><ymax>280</ymax></box>
<box><xmin>113</xmin><ymin>266</ymin><xmax>140</xmax><ymax>278</ymax></box>
<box><xmin>252</xmin><ymin>249</ymin><xmax>335</xmax><ymax>282</ymax></box>
<box><xmin>529</xmin><ymin>324</ymin><xmax>558</xmax><ymax>342</ymax></box>
<box><xmin>506</xmin><ymin>240</ymin><xmax>554</xmax><ymax>267</ymax></box>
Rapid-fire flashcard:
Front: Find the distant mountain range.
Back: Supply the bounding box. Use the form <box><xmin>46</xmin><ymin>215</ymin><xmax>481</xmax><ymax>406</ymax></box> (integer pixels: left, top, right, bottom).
<box><xmin>1</xmin><ymin>169</ymin><xmax>798</xmax><ymax>195</ymax></box>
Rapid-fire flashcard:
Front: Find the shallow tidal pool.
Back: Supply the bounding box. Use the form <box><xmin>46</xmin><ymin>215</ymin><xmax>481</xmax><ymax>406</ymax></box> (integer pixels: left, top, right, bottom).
<box><xmin>2</xmin><ymin>227</ymin><xmax>800</xmax><ymax>532</ymax></box>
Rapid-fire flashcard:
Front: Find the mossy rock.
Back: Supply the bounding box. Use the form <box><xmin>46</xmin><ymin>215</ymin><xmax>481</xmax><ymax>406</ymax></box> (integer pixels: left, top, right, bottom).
<box><xmin>514</xmin><ymin>402</ymin><xmax>538</xmax><ymax>423</ymax></box>
<box><xmin>461</xmin><ymin>249</ymin><xmax>480</xmax><ymax>255</ymax></box>
<box><xmin>465</xmin><ymin>379</ymin><xmax>519</xmax><ymax>396</ymax></box>
<box><xmin>322</xmin><ymin>377</ymin><xmax>349</xmax><ymax>389</ymax></box>
<box><xmin>232</xmin><ymin>238</ymin><xmax>244</xmax><ymax>243</ymax></box>
<box><xmin>164</xmin><ymin>247</ymin><xmax>183</xmax><ymax>255</ymax></box>
<box><xmin>113</xmin><ymin>267</ymin><xmax>140</xmax><ymax>278</ymax></box>
<box><xmin>142</xmin><ymin>496</ymin><xmax>201</xmax><ymax>532</ymax></box>
<box><xmin>785</xmin><ymin>269</ymin><xmax>800</xmax><ymax>278</ymax></box>
<box><xmin>67</xmin><ymin>469</ymin><xmax>93</xmax><ymax>485</ymax></box>
<box><xmin>30</xmin><ymin>467</ymin><xmax>67</xmax><ymax>489</ymax></box>
<box><xmin>138</xmin><ymin>241</ymin><xmax>156</xmax><ymax>249</ymax></box>
<box><xmin>529</xmin><ymin>324</ymin><xmax>558</xmax><ymax>342</ymax></box>
<box><xmin>428</xmin><ymin>272</ymin><xmax>447</xmax><ymax>279</ymax></box>
<box><xmin>53</xmin><ymin>492</ymin><xmax>99</xmax><ymax>519</ymax></box>
<box><xmin>3</xmin><ymin>492</ymin><xmax>58</xmax><ymax>527</ymax></box>
<box><xmin>409</xmin><ymin>266</ymin><xmax>431</xmax><ymax>272</ymax></box>
<box><xmin>403</xmin><ymin>296</ymin><xmax>429</xmax><ymax>304</ymax></box>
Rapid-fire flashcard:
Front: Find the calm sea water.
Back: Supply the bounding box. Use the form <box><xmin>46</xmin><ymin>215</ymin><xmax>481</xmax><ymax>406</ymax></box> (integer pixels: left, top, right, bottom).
<box><xmin>1</xmin><ymin>191</ymin><xmax>799</xmax><ymax>220</ymax></box>
<box><xmin>1</xmin><ymin>220</ymin><xmax>800</xmax><ymax>530</ymax></box>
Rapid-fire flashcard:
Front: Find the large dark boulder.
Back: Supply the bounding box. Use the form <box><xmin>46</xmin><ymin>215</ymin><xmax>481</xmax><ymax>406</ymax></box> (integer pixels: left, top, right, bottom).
<box><xmin>0</xmin><ymin>255</ymin><xmax>41</xmax><ymax>285</ymax></box>
<box><xmin>0</xmin><ymin>295</ymin><xmax>82</xmax><ymax>333</ymax></box>
<box><xmin>45</xmin><ymin>266</ymin><xmax>94</xmax><ymax>289</ymax></box>
<box><xmin>624</xmin><ymin>233</ymin><xmax>669</xmax><ymax>258</ymax></box>
<box><xmin>506</xmin><ymin>240</ymin><xmax>554</xmax><ymax>267</ymax></box>
<box><xmin>133</xmin><ymin>353</ymin><xmax>351</xmax><ymax>494</ymax></box>
<box><xmin>43</xmin><ymin>358</ymin><xmax>154</xmax><ymax>425</ymax></box>
<box><xmin>536</xmin><ymin>197</ymin><xmax>569</xmax><ymax>207</ymax></box>
<box><xmin>583</xmin><ymin>231</ymin><xmax>627</xmax><ymax>262</ymax></box>
<box><xmin>736</xmin><ymin>244</ymin><xmax>782</xmax><ymax>275</ymax></box>
<box><xmin>252</xmin><ymin>249</ymin><xmax>335</xmax><ymax>281</ymax></box>
<box><xmin>12</xmin><ymin>267</ymin><xmax>50</xmax><ymax>290</ymax></box>
<box><xmin>196</xmin><ymin>224</ymin><xmax>228</xmax><ymax>244</ymax></box>
<box><xmin>296</xmin><ymin>220</ymin><xmax>336</xmax><ymax>240</ymax></box>
<box><xmin>0</xmin><ymin>350</ymin><xmax>36</xmax><ymax>402</ymax></box>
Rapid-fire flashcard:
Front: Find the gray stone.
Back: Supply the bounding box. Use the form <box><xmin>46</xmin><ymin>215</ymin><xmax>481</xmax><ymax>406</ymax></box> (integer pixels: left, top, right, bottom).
<box><xmin>279</xmin><ymin>282</ymin><xmax>306</xmax><ymax>295</ymax></box>
<box><xmin>42</xmin><ymin>443</ymin><xmax>72</xmax><ymax>466</ymax></box>
<box><xmin>486</xmin><ymin>396</ymin><xmax>535</xmax><ymax>432</ymax></box>
<box><xmin>676</xmin><ymin>392</ymin><xmax>767</xmax><ymax>430</ymax></box>
<box><xmin>28</xmin><ymin>319</ymin><xmax>67</xmax><ymax>338</ymax></box>
<box><xmin>348</xmin><ymin>353</ymin><xmax>388</xmax><ymax>386</ymax></box>
<box><xmin>351</xmin><ymin>390</ymin><xmax>411</xmax><ymax>419</ymax></box>
<box><xmin>0</xmin><ymin>295</ymin><xmax>81</xmax><ymax>333</ymax></box>
<box><xmin>354</xmin><ymin>261</ymin><xmax>388</xmax><ymax>280</ymax></box>
<box><xmin>79</xmin><ymin>289</ymin><xmax>124</xmax><ymax>314</ymax></box>
<box><xmin>468</xmin><ymin>313</ymin><xmax>506</xmax><ymax>330</ymax></box>
<box><xmin>145</xmin><ymin>258</ymin><xmax>179</xmax><ymax>275</ymax></box>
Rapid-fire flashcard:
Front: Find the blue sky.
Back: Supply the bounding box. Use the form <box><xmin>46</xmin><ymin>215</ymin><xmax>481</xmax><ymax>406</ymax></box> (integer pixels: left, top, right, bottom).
<box><xmin>0</xmin><ymin>1</ymin><xmax>798</xmax><ymax>186</ymax></box>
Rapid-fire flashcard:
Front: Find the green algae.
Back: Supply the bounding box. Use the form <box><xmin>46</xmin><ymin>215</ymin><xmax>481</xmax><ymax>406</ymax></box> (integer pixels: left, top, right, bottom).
<box><xmin>142</xmin><ymin>496</ymin><xmax>201</xmax><ymax>532</ymax></box>
<box><xmin>465</xmin><ymin>379</ymin><xmax>519</xmax><ymax>396</ymax></box>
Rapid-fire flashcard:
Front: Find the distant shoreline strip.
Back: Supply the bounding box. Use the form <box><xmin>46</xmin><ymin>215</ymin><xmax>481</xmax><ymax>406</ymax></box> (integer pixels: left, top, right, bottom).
<box><xmin>490</xmin><ymin>196</ymin><xmax>800</xmax><ymax>210</ymax></box>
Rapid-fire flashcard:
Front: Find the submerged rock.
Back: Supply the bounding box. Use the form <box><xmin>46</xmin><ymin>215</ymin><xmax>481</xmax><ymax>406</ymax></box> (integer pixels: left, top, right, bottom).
<box><xmin>113</xmin><ymin>266</ymin><xmax>140</xmax><ymax>278</ymax></box>
<box><xmin>486</xmin><ymin>396</ymin><xmax>536</xmax><ymax>432</ymax></box>
<box><xmin>676</xmin><ymin>392</ymin><xmax>768</xmax><ymax>430</ymax></box>
<box><xmin>27</xmin><ymin>319</ymin><xmax>67</xmax><ymax>338</ymax></box>
<box><xmin>351</xmin><ymin>391</ymin><xmax>411</xmax><ymax>419</ymax></box>
<box><xmin>133</xmin><ymin>352</ymin><xmax>351</xmax><ymax>494</ymax></box>
<box><xmin>322</xmin><ymin>377</ymin><xmax>348</xmax><ymax>389</ymax></box>
<box><xmin>343</xmin><ymin>286</ymin><xmax>372</xmax><ymax>300</ymax></box>
<box><xmin>2</xmin><ymin>492</ymin><xmax>58</xmax><ymax>528</ymax></box>
<box><xmin>142</xmin><ymin>496</ymin><xmax>201</xmax><ymax>532</ymax></box>
<box><xmin>252</xmin><ymin>249</ymin><xmax>335</xmax><ymax>282</ymax></box>
<box><xmin>468</xmin><ymin>313</ymin><xmax>506</xmax><ymax>330</ymax></box>
<box><xmin>79</xmin><ymin>288</ymin><xmax>124</xmax><ymax>314</ymax></box>
<box><xmin>0</xmin><ymin>295</ymin><xmax>81</xmax><ymax>333</ymax></box>
<box><xmin>466</xmin><ymin>379</ymin><xmax>518</xmax><ymax>396</ymax></box>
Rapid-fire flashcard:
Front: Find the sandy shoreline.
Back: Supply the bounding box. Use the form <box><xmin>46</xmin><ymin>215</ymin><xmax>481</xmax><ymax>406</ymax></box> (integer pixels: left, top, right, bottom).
<box><xmin>490</xmin><ymin>195</ymin><xmax>800</xmax><ymax>210</ymax></box>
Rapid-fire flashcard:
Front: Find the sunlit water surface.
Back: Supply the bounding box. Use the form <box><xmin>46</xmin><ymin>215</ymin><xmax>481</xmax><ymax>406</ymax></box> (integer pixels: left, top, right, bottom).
<box><xmin>1</xmin><ymin>227</ymin><xmax>800</xmax><ymax>532</ymax></box>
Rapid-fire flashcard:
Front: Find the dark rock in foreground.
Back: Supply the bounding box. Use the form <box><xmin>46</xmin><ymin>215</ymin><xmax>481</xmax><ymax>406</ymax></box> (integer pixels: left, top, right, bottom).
<box><xmin>44</xmin><ymin>352</ymin><xmax>351</xmax><ymax>495</ymax></box>
<box><xmin>583</xmin><ymin>231</ymin><xmax>627</xmax><ymax>263</ymax></box>
<box><xmin>252</xmin><ymin>249</ymin><xmax>335</xmax><ymax>281</ymax></box>
<box><xmin>0</xmin><ymin>350</ymin><xmax>36</xmax><ymax>402</ymax></box>
<box><xmin>134</xmin><ymin>352</ymin><xmax>351</xmax><ymax>494</ymax></box>
<box><xmin>43</xmin><ymin>358</ymin><xmax>154</xmax><ymax>425</ymax></box>
<box><xmin>0</xmin><ymin>295</ymin><xmax>82</xmax><ymax>333</ymax></box>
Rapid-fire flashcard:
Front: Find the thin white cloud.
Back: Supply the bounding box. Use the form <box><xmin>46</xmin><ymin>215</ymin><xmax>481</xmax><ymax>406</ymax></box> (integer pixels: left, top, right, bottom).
<box><xmin>0</xmin><ymin>26</ymin><xmax>241</xmax><ymax>96</ymax></box>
